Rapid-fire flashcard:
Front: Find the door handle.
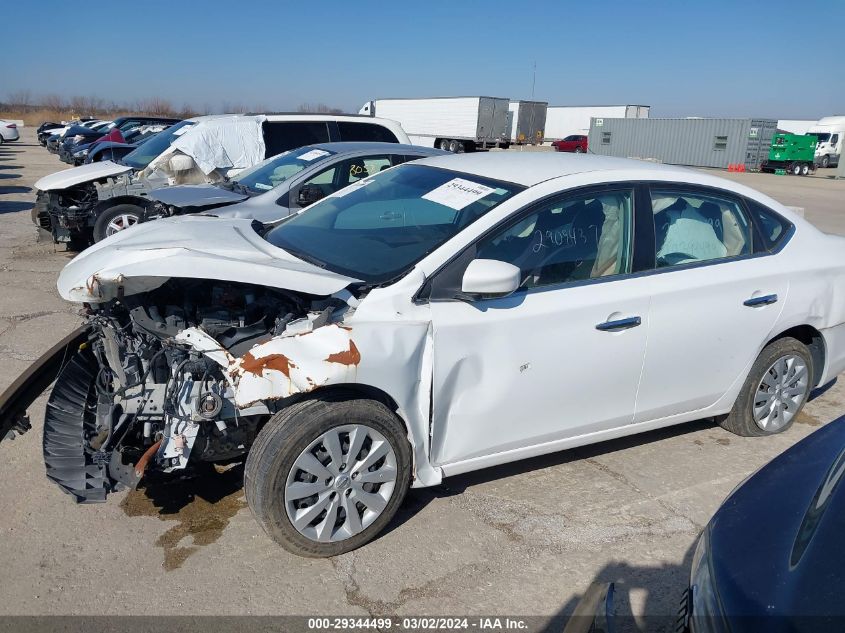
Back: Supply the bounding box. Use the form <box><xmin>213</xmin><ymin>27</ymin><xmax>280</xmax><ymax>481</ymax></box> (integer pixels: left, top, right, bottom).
<box><xmin>596</xmin><ymin>316</ymin><xmax>642</xmax><ymax>332</ymax></box>
<box><xmin>743</xmin><ymin>294</ymin><xmax>778</xmax><ymax>307</ymax></box>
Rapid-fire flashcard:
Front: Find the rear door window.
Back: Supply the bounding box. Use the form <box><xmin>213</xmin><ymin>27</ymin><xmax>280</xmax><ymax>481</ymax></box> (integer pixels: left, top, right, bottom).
<box><xmin>263</xmin><ymin>121</ymin><xmax>331</xmax><ymax>157</ymax></box>
<box><xmin>337</xmin><ymin>122</ymin><xmax>399</xmax><ymax>143</ymax></box>
<box><xmin>745</xmin><ymin>198</ymin><xmax>793</xmax><ymax>252</ymax></box>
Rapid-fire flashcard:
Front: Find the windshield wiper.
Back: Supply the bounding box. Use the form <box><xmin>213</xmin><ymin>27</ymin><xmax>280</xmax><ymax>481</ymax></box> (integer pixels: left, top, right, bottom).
<box><xmin>275</xmin><ymin>243</ymin><xmax>328</xmax><ymax>269</ymax></box>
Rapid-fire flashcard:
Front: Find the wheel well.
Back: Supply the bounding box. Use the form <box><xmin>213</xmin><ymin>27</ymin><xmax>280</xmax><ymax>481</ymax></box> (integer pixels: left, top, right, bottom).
<box><xmin>769</xmin><ymin>325</ymin><xmax>826</xmax><ymax>386</ymax></box>
<box><xmin>93</xmin><ymin>196</ymin><xmax>150</xmax><ymax>216</ymax></box>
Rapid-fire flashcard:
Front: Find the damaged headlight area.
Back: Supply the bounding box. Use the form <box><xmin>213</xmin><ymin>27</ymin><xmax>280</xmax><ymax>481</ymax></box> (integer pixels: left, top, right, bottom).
<box><xmin>45</xmin><ymin>278</ymin><xmax>346</xmax><ymax>503</ymax></box>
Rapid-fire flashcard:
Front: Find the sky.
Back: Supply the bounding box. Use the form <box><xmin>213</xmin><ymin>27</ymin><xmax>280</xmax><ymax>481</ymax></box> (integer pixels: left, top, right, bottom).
<box><xmin>2</xmin><ymin>0</ymin><xmax>843</xmax><ymax>120</ymax></box>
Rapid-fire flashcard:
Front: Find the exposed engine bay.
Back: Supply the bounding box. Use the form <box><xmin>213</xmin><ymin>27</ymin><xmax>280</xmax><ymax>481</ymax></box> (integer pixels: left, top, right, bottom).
<box><xmin>46</xmin><ymin>278</ymin><xmax>349</xmax><ymax>503</ymax></box>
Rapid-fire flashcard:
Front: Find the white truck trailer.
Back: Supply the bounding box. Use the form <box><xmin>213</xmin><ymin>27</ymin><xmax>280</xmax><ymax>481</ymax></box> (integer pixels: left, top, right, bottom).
<box><xmin>544</xmin><ymin>105</ymin><xmax>650</xmax><ymax>141</ymax></box>
<box><xmin>358</xmin><ymin>97</ymin><xmax>510</xmax><ymax>152</ymax></box>
<box><xmin>507</xmin><ymin>100</ymin><xmax>548</xmax><ymax>145</ymax></box>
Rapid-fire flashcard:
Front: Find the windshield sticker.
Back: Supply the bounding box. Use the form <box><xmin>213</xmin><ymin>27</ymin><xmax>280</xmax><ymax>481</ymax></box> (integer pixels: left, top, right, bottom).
<box><xmin>172</xmin><ymin>126</ymin><xmax>190</xmax><ymax>136</ymax></box>
<box><xmin>330</xmin><ymin>178</ymin><xmax>373</xmax><ymax>198</ymax></box>
<box><xmin>422</xmin><ymin>178</ymin><xmax>496</xmax><ymax>210</ymax></box>
<box><xmin>298</xmin><ymin>149</ymin><xmax>331</xmax><ymax>162</ymax></box>
<box><xmin>253</xmin><ymin>183</ymin><xmax>273</xmax><ymax>191</ymax></box>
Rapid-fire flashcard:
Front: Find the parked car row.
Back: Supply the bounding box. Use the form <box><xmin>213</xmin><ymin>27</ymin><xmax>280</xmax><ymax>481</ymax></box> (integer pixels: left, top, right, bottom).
<box><xmin>33</xmin><ymin>112</ymin><xmax>411</xmax><ymax>247</ymax></box>
<box><xmin>4</xmin><ymin>131</ymin><xmax>845</xmax><ymax>563</ymax></box>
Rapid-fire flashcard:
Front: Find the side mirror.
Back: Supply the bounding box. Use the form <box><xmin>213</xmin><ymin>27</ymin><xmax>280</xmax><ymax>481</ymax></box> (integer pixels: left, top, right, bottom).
<box><xmin>461</xmin><ymin>259</ymin><xmax>521</xmax><ymax>298</ymax></box>
<box><xmin>298</xmin><ymin>184</ymin><xmax>325</xmax><ymax>206</ymax></box>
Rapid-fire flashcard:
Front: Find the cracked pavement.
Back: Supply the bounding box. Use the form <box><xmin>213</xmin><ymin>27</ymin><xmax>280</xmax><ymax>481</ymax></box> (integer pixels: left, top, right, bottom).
<box><xmin>1</xmin><ymin>129</ymin><xmax>844</xmax><ymax>629</ymax></box>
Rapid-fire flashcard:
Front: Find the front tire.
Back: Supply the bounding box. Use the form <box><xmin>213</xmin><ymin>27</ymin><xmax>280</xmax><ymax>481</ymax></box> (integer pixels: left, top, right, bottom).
<box><xmin>245</xmin><ymin>397</ymin><xmax>412</xmax><ymax>557</ymax></box>
<box><xmin>92</xmin><ymin>203</ymin><xmax>145</xmax><ymax>242</ymax></box>
<box><xmin>820</xmin><ymin>155</ymin><xmax>830</xmax><ymax>168</ymax></box>
<box><xmin>719</xmin><ymin>337</ymin><xmax>813</xmax><ymax>437</ymax></box>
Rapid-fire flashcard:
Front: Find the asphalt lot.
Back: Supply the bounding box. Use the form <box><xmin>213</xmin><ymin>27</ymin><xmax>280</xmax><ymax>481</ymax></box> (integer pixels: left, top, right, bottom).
<box><xmin>1</xmin><ymin>128</ymin><xmax>844</xmax><ymax>629</ymax></box>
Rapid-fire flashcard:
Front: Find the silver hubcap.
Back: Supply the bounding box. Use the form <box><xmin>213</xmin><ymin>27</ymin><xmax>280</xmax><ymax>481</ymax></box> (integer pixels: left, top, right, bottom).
<box><xmin>753</xmin><ymin>354</ymin><xmax>809</xmax><ymax>431</ymax></box>
<box><xmin>106</xmin><ymin>213</ymin><xmax>139</xmax><ymax>235</ymax></box>
<box><xmin>285</xmin><ymin>424</ymin><xmax>397</xmax><ymax>543</ymax></box>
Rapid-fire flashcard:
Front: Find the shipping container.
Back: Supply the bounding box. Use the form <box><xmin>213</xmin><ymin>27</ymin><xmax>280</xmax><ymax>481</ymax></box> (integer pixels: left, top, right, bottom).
<box><xmin>358</xmin><ymin>97</ymin><xmax>510</xmax><ymax>152</ymax></box>
<box><xmin>544</xmin><ymin>105</ymin><xmax>649</xmax><ymax>141</ymax></box>
<box><xmin>506</xmin><ymin>100</ymin><xmax>548</xmax><ymax>145</ymax></box>
<box><xmin>587</xmin><ymin>117</ymin><xmax>778</xmax><ymax>170</ymax></box>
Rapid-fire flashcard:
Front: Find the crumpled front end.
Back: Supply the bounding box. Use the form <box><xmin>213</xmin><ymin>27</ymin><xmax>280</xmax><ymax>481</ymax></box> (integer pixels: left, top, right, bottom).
<box><xmin>33</xmin><ymin>276</ymin><xmax>367</xmax><ymax>503</ymax></box>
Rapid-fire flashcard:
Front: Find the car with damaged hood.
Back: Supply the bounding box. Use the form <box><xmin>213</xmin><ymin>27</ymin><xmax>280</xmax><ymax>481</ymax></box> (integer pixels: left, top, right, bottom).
<box><xmin>33</xmin><ymin>113</ymin><xmax>410</xmax><ymax>247</ymax></box>
<box><xmin>4</xmin><ymin>152</ymin><xmax>845</xmax><ymax>557</ymax></box>
<box><xmin>146</xmin><ymin>142</ymin><xmax>446</xmax><ymax>223</ymax></box>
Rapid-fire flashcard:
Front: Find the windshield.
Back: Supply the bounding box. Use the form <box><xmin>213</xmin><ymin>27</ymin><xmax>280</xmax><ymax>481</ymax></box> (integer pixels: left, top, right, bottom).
<box><xmin>235</xmin><ymin>146</ymin><xmax>336</xmax><ymax>193</ymax></box>
<box><xmin>263</xmin><ymin>164</ymin><xmax>523</xmax><ymax>284</ymax></box>
<box><xmin>122</xmin><ymin>121</ymin><xmax>193</xmax><ymax>169</ymax></box>
<box><xmin>811</xmin><ymin>133</ymin><xmax>831</xmax><ymax>143</ymax></box>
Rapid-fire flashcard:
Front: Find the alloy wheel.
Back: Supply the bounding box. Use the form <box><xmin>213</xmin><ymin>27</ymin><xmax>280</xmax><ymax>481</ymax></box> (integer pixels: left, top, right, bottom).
<box><xmin>106</xmin><ymin>213</ymin><xmax>139</xmax><ymax>236</ymax></box>
<box><xmin>284</xmin><ymin>424</ymin><xmax>398</xmax><ymax>543</ymax></box>
<box><xmin>753</xmin><ymin>354</ymin><xmax>809</xmax><ymax>431</ymax></box>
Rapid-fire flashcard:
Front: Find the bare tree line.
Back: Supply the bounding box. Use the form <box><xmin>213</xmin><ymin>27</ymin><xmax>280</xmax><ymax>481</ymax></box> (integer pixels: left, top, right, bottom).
<box><xmin>3</xmin><ymin>90</ymin><xmax>345</xmax><ymax>120</ymax></box>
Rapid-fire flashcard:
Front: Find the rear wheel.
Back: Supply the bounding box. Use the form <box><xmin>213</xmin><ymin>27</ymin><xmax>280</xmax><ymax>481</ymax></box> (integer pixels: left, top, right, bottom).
<box><xmin>575</xmin><ymin>147</ymin><xmax>583</xmax><ymax>153</ymax></box>
<box><xmin>245</xmin><ymin>397</ymin><xmax>412</xmax><ymax>557</ymax></box>
<box><xmin>449</xmin><ymin>139</ymin><xmax>463</xmax><ymax>153</ymax></box>
<box><xmin>719</xmin><ymin>337</ymin><xmax>813</xmax><ymax>437</ymax></box>
<box><xmin>438</xmin><ymin>139</ymin><xmax>451</xmax><ymax>151</ymax></box>
<box><xmin>92</xmin><ymin>204</ymin><xmax>144</xmax><ymax>242</ymax></box>
<box><xmin>792</xmin><ymin>163</ymin><xmax>802</xmax><ymax>176</ymax></box>
<box><xmin>801</xmin><ymin>163</ymin><xmax>810</xmax><ymax>176</ymax></box>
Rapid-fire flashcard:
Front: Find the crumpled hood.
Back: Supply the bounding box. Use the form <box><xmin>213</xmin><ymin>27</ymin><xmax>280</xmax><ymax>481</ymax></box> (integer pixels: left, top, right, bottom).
<box><xmin>35</xmin><ymin>160</ymin><xmax>133</xmax><ymax>191</ymax></box>
<box><xmin>57</xmin><ymin>215</ymin><xmax>359</xmax><ymax>303</ymax></box>
<box><xmin>147</xmin><ymin>183</ymin><xmax>248</xmax><ymax>208</ymax></box>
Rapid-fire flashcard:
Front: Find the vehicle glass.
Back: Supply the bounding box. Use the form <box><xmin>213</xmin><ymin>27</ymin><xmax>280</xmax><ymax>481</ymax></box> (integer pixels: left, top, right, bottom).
<box><xmin>264</xmin><ymin>164</ymin><xmax>523</xmax><ymax>283</ymax></box>
<box><xmin>831</xmin><ymin>134</ymin><xmax>839</xmax><ymax>144</ymax></box>
<box><xmin>121</xmin><ymin>120</ymin><xmax>195</xmax><ymax>170</ymax></box>
<box><xmin>475</xmin><ymin>189</ymin><xmax>634</xmax><ymax>289</ymax></box>
<box><xmin>746</xmin><ymin>199</ymin><xmax>793</xmax><ymax>252</ymax></box>
<box><xmin>651</xmin><ymin>188</ymin><xmax>753</xmax><ymax>268</ymax></box>
<box><xmin>263</xmin><ymin>121</ymin><xmax>331</xmax><ymax>157</ymax></box>
<box><xmin>337</xmin><ymin>122</ymin><xmax>399</xmax><ymax>143</ymax></box>
<box><xmin>234</xmin><ymin>146</ymin><xmax>336</xmax><ymax>192</ymax></box>
<box><xmin>812</xmin><ymin>133</ymin><xmax>831</xmax><ymax>143</ymax></box>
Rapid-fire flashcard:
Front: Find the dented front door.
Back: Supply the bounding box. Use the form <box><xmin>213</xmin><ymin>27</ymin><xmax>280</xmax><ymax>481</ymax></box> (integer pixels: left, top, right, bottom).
<box><xmin>428</xmin><ymin>281</ymin><xmax>651</xmax><ymax>469</ymax></box>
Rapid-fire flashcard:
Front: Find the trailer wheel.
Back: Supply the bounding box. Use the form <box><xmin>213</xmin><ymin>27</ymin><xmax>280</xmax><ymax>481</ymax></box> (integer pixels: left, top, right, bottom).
<box><xmin>801</xmin><ymin>163</ymin><xmax>810</xmax><ymax>176</ymax></box>
<box><xmin>438</xmin><ymin>139</ymin><xmax>451</xmax><ymax>151</ymax></box>
<box><xmin>792</xmin><ymin>163</ymin><xmax>802</xmax><ymax>176</ymax></box>
<box><xmin>448</xmin><ymin>140</ymin><xmax>463</xmax><ymax>153</ymax></box>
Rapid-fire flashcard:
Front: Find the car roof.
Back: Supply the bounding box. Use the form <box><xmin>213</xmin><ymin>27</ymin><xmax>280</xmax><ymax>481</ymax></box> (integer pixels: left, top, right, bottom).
<box><xmin>308</xmin><ymin>142</ymin><xmax>444</xmax><ymax>155</ymax></box>
<box><xmin>412</xmin><ymin>152</ymin><xmax>686</xmax><ymax>186</ymax></box>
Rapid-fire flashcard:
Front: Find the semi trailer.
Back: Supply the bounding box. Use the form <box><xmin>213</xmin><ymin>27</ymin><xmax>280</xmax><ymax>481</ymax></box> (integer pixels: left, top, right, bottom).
<box><xmin>359</xmin><ymin>97</ymin><xmax>510</xmax><ymax>152</ymax></box>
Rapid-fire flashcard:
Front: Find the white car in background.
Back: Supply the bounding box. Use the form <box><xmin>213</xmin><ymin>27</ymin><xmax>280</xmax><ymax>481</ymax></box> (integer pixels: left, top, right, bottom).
<box><xmin>3</xmin><ymin>153</ymin><xmax>845</xmax><ymax>557</ymax></box>
<box><xmin>0</xmin><ymin>120</ymin><xmax>20</xmax><ymax>143</ymax></box>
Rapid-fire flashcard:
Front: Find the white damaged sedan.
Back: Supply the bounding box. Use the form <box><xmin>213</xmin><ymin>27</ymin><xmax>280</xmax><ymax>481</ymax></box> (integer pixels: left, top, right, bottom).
<box><xmin>3</xmin><ymin>153</ymin><xmax>845</xmax><ymax>556</ymax></box>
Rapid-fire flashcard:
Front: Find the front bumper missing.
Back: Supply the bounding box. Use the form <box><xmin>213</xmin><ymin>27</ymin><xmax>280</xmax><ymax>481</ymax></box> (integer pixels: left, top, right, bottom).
<box><xmin>0</xmin><ymin>327</ymin><xmax>88</xmax><ymax>444</ymax></box>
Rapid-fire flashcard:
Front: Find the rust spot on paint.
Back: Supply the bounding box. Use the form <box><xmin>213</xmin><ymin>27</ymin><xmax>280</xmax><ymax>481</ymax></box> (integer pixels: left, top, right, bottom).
<box><xmin>325</xmin><ymin>340</ymin><xmax>361</xmax><ymax>366</ymax></box>
<box><xmin>240</xmin><ymin>351</ymin><xmax>296</xmax><ymax>378</ymax></box>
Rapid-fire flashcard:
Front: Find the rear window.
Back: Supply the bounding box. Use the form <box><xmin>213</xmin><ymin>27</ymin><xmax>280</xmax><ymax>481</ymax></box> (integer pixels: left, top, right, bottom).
<box><xmin>263</xmin><ymin>121</ymin><xmax>331</xmax><ymax>157</ymax></box>
<box><xmin>746</xmin><ymin>198</ymin><xmax>793</xmax><ymax>252</ymax></box>
<box><xmin>337</xmin><ymin>122</ymin><xmax>399</xmax><ymax>143</ymax></box>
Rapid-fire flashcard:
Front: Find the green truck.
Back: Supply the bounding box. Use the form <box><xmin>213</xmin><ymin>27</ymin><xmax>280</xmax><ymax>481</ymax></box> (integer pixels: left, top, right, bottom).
<box><xmin>760</xmin><ymin>133</ymin><xmax>817</xmax><ymax>175</ymax></box>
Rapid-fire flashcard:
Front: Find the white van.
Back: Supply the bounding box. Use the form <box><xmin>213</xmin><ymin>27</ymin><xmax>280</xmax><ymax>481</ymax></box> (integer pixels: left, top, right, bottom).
<box><xmin>809</xmin><ymin>115</ymin><xmax>845</xmax><ymax>168</ymax></box>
